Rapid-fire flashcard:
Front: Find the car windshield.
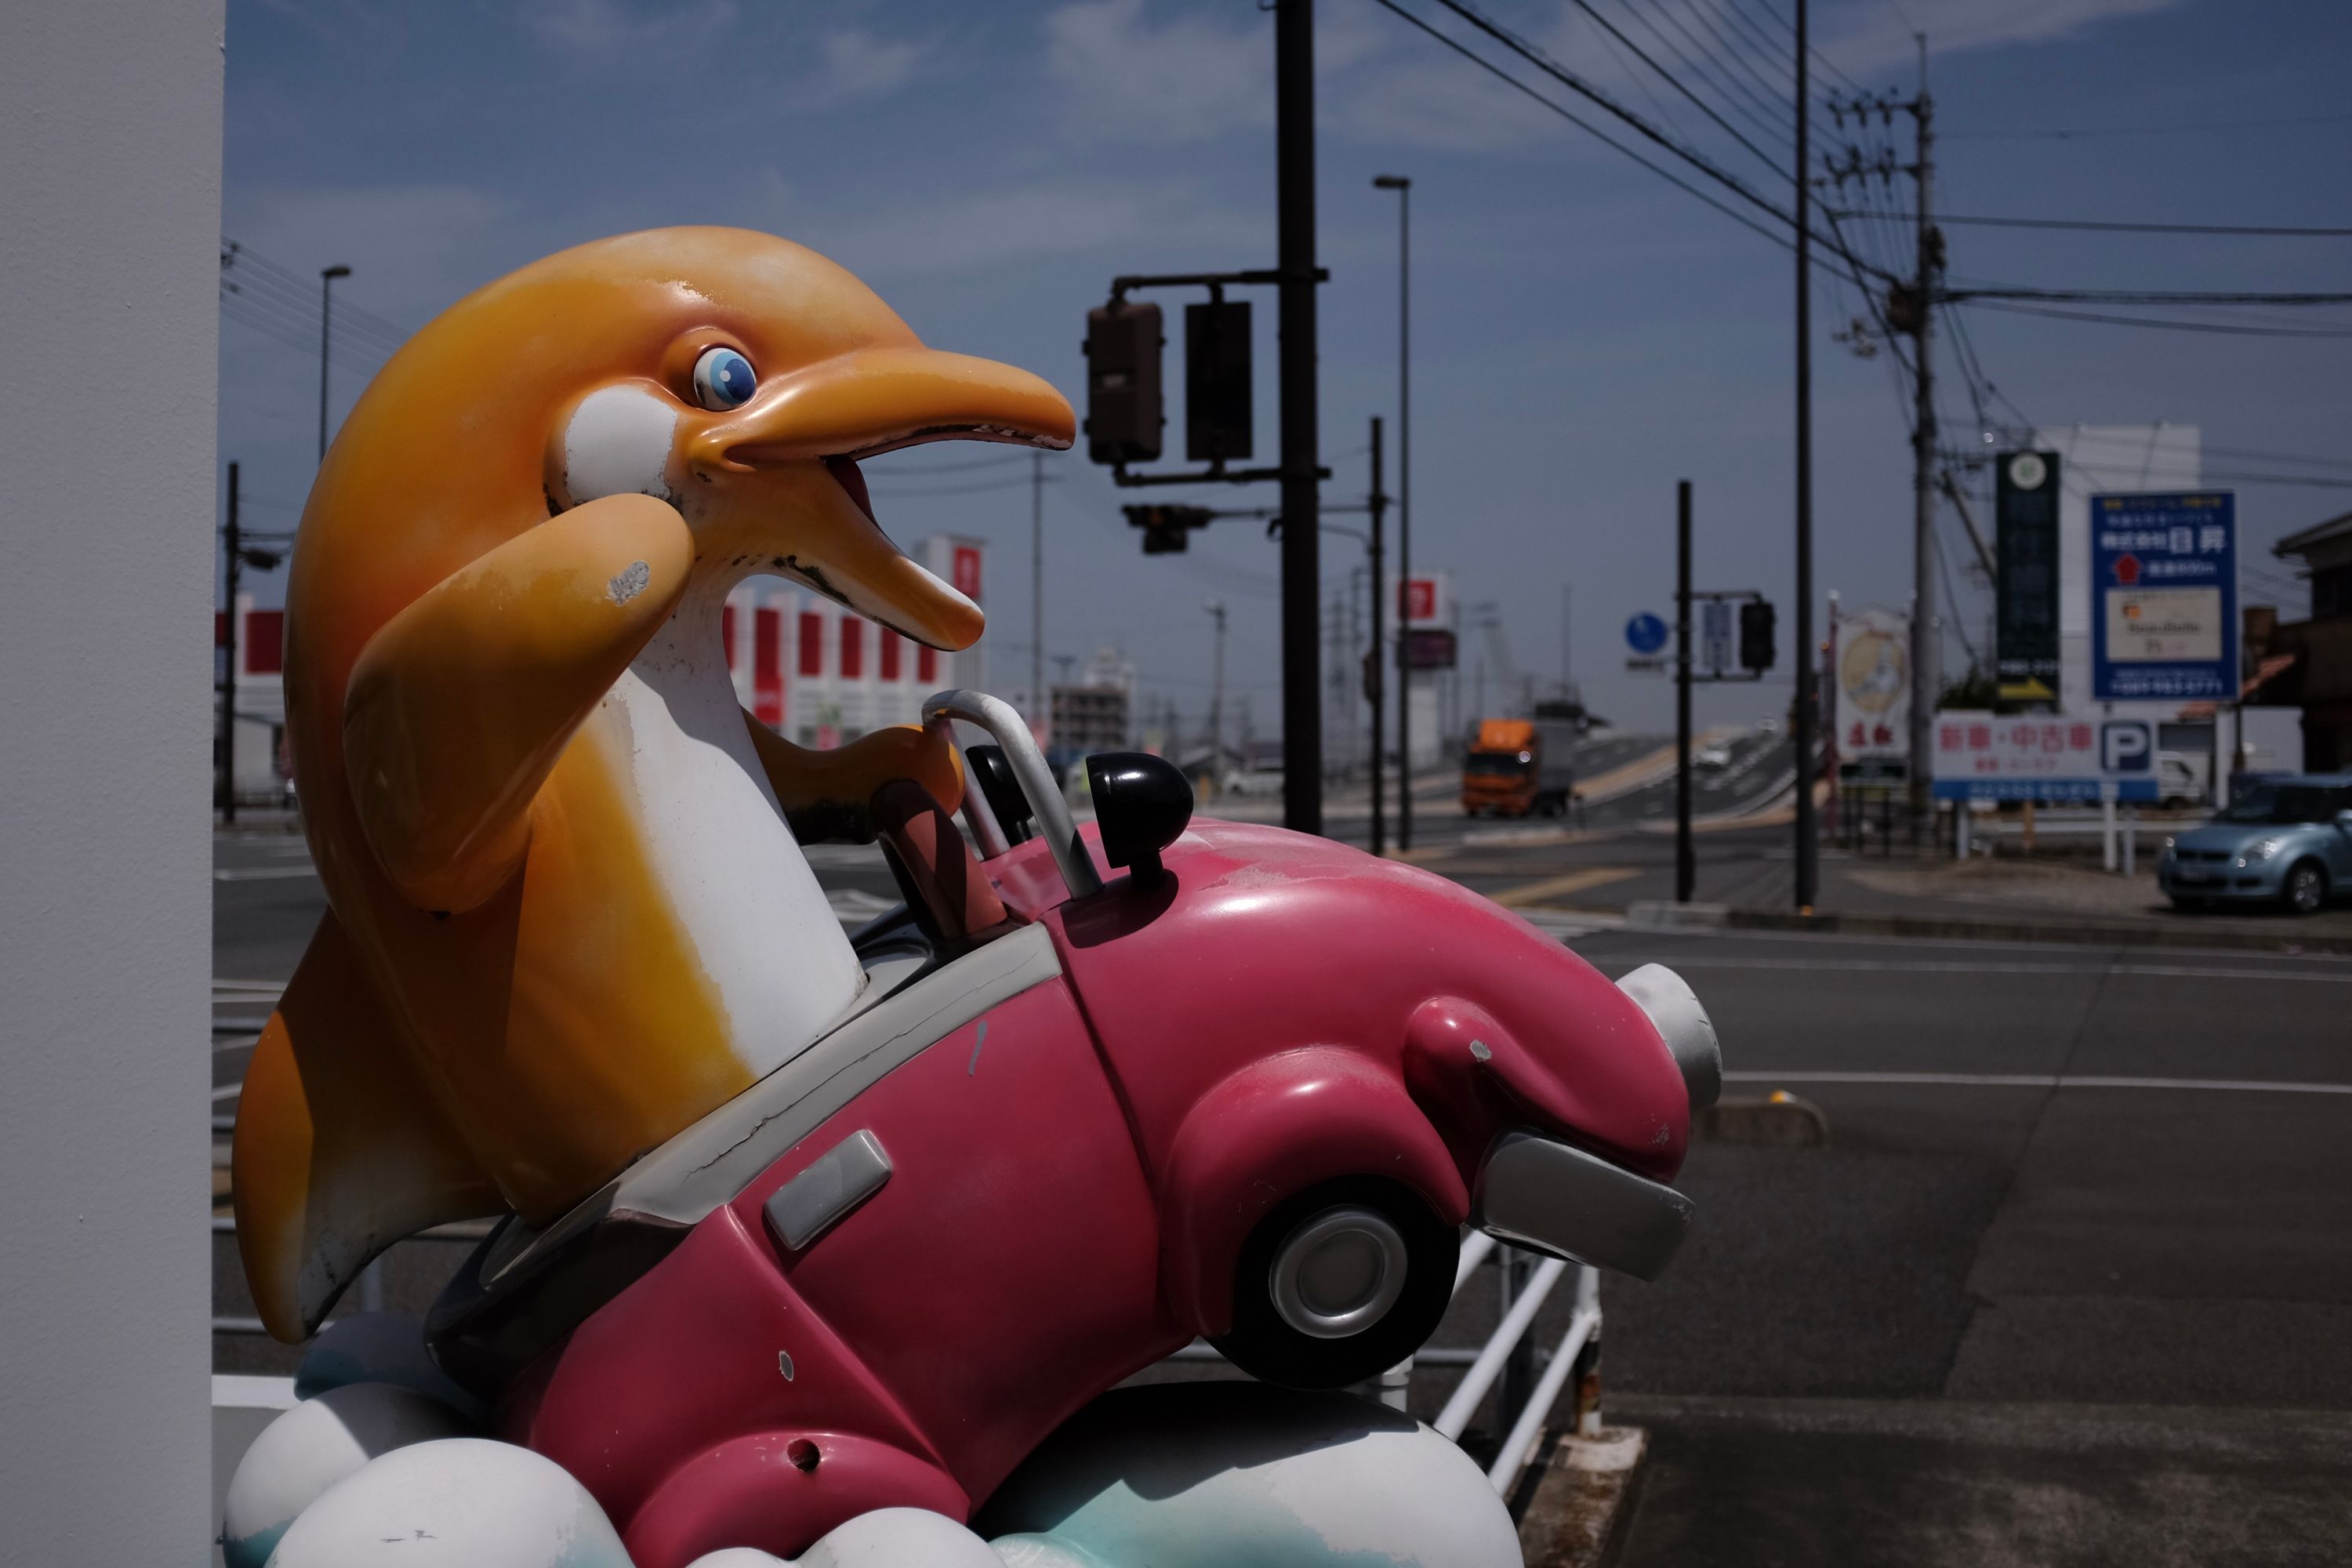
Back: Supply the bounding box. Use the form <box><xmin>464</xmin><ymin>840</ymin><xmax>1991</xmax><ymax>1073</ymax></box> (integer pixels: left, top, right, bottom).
<box><xmin>2212</xmin><ymin>785</ymin><xmax>2350</xmax><ymax>826</ymax></box>
<box><xmin>1466</xmin><ymin>752</ymin><xmax>1530</xmax><ymax>777</ymax></box>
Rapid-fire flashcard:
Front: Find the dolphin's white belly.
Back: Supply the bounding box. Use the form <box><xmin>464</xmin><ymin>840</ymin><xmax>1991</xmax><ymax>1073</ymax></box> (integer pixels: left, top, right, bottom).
<box><xmin>601</xmin><ymin>634</ymin><xmax>862</xmax><ymax>1077</ymax></box>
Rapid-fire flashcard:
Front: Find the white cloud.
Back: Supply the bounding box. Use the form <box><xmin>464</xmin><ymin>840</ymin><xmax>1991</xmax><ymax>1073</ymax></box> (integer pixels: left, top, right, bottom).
<box><xmin>779</xmin><ymin>177</ymin><xmax>1261</xmax><ymax>280</ymax></box>
<box><xmin>797</xmin><ymin>26</ymin><xmax>938</xmax><ymax>111</ymax></box>
<box><xmin>1808</xmin><ymin>0</ymin><xmax>2187</xmax><ymax>79</ymax></box>
<box><xmin>1044</xmin><ymin>0</ymin><xmax>1271</xmax><ymax>145</ymax></box>
<box><xmin>521</xmin><ymin>0</ymin><xmax>740</xmax><ymax>64</ymax></box>
<box><xmin>228</xmin><ymin>183</ymin><xmax>514</xmax><ymax>329</ymax></box>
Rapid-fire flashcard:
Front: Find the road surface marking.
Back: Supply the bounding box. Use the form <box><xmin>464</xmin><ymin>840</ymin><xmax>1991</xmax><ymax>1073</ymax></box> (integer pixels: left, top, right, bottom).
<box><xmin>212</xmin><ymin>866</ymin><xmax>318</xmax><ymax>881</ymax></box>
<box><xmin>1724</xmin><ymin>1069</ymin><xmax>2352</xmax><ymax>1095</ymax></box>
<box><xmin>1491</xmin><ymin>868</ymin><xmax>1639</xmax><ymax>907</ymax></box>
<box><xmin>1599</xmin><ymin>956</ymin><xmax>2352</xmax><ymax>983</ymax></box>
<box><xmin>1584</xmin><ymin>918</ymin><xmax>2352</xmax><ymax>966</ymax></box>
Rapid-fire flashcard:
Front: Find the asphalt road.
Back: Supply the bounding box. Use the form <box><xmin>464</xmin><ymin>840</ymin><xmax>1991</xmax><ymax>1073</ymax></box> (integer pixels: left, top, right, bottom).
<box><xmin>210</xmin><ymin>788</ymin><xmax>2352</xmax><ymax>1561</ymax></box>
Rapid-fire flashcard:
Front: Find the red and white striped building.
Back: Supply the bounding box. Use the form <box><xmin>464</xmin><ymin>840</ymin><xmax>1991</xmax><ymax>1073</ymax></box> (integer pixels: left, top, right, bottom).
<box><xmin>217</xmin><ymin>534</ymin><xmax>988</xmax><ymax>802</ymax></box>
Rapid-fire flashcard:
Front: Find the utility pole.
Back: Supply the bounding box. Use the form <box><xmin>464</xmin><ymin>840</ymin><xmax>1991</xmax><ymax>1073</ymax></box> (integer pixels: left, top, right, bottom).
<box><xmin>1373</xmin><ymin>173</ymin><xmax>1412</xmax><ymax>850</ymax></box>
<box><xmin>1905</xmin><ymin>40</ymin><xmax>1938</xmax><ymax>844</ymax></box>
<box><xmin>1206</xmin><ymin>601</ymin><xmax>1228</xmax><ymax>794</ymax></box>
<box><xmin>1560</xmin><ymin>584</ymin><xmax>1572</xmax><ymax>696</ymax></box>
<box><xmin>1031</xmin><ymin>448</ymin><xmax>1045</xmax><ymax>733</ymax></box>
<box><xmin>1274</xmin><ymin>0</ymin><xmax>1322</xmax><ymax>835</ymax></box>
<box><xmin>1368</xmin><ymin>415</ymin><xmax>1388</xmax><ymax>857</ymax></box>
<box><xmin>318</xmin><ymin>263</ymin><xmax>350</xmax><ymax>463</ymax></box>
<box><xmin>219</xmin><ymin>461</ymin><xmax>241</xmax><ymax>825</ymax></box>
<box><xmin>1677</xmin><ymin>481</ymin><xmax>1695</xmax><ymax>902</ymax></box>
<box><xmin>1793</xmin><ymin>0</ymin><xmax>1818</xmax><ymax>912</ymax></box>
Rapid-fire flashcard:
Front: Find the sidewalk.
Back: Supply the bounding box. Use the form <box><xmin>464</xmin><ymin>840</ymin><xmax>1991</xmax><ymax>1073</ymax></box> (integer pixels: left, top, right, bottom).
<box><xmin>1628</xmin><ymin>848</ymin><xmax>2352</xmax><ymax>955</ymax></box>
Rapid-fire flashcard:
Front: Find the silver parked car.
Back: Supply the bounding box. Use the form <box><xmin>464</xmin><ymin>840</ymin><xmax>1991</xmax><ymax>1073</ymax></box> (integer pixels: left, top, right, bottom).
<box><xmin>2158</xmin><ymin>775</ymin><xmax>2352</xmax><ymax>915</ymax></box>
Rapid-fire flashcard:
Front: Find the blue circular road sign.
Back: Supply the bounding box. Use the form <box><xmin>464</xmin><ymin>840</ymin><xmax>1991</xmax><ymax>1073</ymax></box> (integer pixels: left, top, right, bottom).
<box><xmin>1625</xmin><ymin>612</ymin><xmax>1668</xmax><ymax>655</ymax></box>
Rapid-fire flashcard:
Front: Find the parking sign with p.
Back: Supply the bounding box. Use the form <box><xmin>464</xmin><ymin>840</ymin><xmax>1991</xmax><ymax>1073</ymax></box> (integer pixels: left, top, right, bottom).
<box><xmin>2100</xmin><ymin>720</ymin><xmax>2154</xmax><ymax>775</ymax></box>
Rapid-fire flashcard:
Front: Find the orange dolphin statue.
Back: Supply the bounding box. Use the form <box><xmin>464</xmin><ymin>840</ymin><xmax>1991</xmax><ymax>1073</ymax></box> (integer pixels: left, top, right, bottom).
<box><xmin>234</xmin><ymin>227</ymin><xmax>1073</xmax><ymax>1340</ymax></box>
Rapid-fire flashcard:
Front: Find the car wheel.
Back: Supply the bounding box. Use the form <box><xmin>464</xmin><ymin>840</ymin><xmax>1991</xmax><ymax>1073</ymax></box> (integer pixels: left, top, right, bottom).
<box><xmin>2283</xmin><ymin>859</ymin><xmax>2328</xmax><ymax>916</ymax></box>
<box><xmin>1211</xmin><ymin>1177</ymin><xmax>1460</xmax><ymax>1392</ymax></box>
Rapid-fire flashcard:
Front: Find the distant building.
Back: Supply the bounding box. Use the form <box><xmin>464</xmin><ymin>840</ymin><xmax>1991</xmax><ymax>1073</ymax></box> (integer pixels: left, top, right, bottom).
<box><xmin>2245</xmin><ymin>510</ymin><xmax>2352</xmax><ymax>771</ymax></box>
<box><xmin>1047</xmin><ymin>647</ymin><xmax>1135</xmax><ymax>757</ymax></box>
<box><xmin>216</xmin><ymin>534</ymin><xmax>987</xmax><ymax>806</ymax></box>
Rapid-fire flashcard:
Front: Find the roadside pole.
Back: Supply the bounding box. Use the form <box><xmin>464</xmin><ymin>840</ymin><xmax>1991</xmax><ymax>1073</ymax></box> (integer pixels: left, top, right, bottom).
<box><xmin>1791</xmin><ymin>0</ymin><xmax>1819</xmax><ymax>912</ymax></box>
<box><xmin>1368</xmin><ymin>416</ymin><xmax>1388</xmax><ymax>857</ymax></box>
<box><xmin>1274</xmin><ymin>0</ymin><xmax>1322</xmax><ymax>836</ymax></box>
<box><xmin>1906</xmin><ymin>42</ymin><xmax>1939</xmax><ymax>846</ymax></box>
<box><xmin>1676</xmin><ymin>481</ymin><xmax>1694</xmax><ymax>902</ymax></box>
<box><xmin>220</xmin><ymin>459</ymin><xmax>240</xmax><ymax>825</ymax></box>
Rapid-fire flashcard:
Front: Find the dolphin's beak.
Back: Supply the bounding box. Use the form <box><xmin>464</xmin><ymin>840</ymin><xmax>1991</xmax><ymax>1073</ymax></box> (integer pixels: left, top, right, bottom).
<box><xmin>688</xmin><ymin>347</ymin><xmax>1074</xmax><ymax>649</ymax></box>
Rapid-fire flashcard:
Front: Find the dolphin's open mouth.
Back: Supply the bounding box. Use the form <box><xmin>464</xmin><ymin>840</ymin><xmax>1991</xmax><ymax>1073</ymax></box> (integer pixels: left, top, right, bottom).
<box><xmin>825</xmin><ymin>456</ymin><xmax>876</xmax><ymax>525</ymax></box>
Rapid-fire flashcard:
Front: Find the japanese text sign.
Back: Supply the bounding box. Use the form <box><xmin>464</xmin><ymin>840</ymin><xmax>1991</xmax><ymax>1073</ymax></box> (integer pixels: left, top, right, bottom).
<box><xmin>2090</xmin><ymin>492</ymin><xmax>2235</xmax><ymax>702</ymax></box>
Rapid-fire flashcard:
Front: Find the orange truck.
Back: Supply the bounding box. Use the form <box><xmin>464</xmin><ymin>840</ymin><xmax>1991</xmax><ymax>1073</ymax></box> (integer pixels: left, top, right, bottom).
<box><xmin>1461</xmin><ymin>716</ymin><xmax>1579</xmax><ymax>818</ymax></box>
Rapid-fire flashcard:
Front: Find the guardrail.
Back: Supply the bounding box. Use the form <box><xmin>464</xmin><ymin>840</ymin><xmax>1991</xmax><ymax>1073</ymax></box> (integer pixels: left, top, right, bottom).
<box><xmin>1166</xmin><ymin>1232</ymin><xmax>1602</xmax><ymax>1495</ymax></box>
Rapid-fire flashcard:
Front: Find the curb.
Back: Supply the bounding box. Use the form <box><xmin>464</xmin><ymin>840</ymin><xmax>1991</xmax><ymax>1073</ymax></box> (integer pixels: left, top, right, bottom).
<box><xmin>1515</xmin><ymin>1426</ymin><xmax>1646</xmax><ymax>1568</ymax></box>
<box><xmin>1621</xmin><ymin>899</ymin><xmax>2352</xmax><ymax>957</ymax></box>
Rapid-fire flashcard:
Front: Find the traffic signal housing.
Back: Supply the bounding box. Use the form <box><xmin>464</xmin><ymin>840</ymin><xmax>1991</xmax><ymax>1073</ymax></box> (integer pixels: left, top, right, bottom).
<box><xmin>1739</xmin><ymin>599</ymin><xmax>1777</xmax><ymax>673</ymax></box>
<box><xmin>1184</xmin><ymin>299</ymin><xmax>1252</xmax><ymax>463</ymax></box>
<box><xmin>1124</xmin><ymin>503</ymin><xmax>1214</xmax><ymax>555</ymax></box>
<box><xmin>1085</xmin><ymin>301</ymin><xmax>1164</xmax><ymax>465</ymax></box>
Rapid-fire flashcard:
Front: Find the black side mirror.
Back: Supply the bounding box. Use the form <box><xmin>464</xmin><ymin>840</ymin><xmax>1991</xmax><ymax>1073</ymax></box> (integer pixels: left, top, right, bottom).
<box><xmin>966</xmin><ymin>745</ymin><xmax>1035</xmax><ymax>847</ymax></box>
<box><xmin>1087</xmin><ymin>751</ymin><xmax>1193</xmax><ymax>886</ymax></box>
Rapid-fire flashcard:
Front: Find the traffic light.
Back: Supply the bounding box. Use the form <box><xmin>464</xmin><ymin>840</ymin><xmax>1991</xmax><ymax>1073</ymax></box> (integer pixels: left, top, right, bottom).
<box><xmin>1739</xmin><ymin>599</ymin><xmax>1777</xmax><ymax>673</ymax></box>
<box><xmin>1124</xmin><ymin>503</ymin><xmax>1214</xmax><ymax>555</ymax></box>
<box><xmin>1185</xmin><ymin>299</ymin><xmax>1252</xmax><ymax>463</ymax></box>
<box><xmin>1085</xmin><ymin>301</ymin><xmax>1163</xmax><ymax>465</ymax></box>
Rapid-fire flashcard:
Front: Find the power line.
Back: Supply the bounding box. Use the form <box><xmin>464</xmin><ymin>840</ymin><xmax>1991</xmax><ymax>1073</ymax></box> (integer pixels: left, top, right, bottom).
<box><xmin>1364</xmin><ymin>0</ymin><xmax>1802</xmax><ymax>256</ymax></box>
<box><xmin>1559</xmin><ymin>0</ymin><xmax>1795</xmax><ymax>180</ymax></box>
<box><xmin>1733</xmin><ymin>0</ymin><xmax>1865</xmax><ymax>95</ymax></box>
<box><xmin>1839</xmin><ymin>211</ymin><xmax>2352</xmax><ymax>238</ymax></box>
<box><xmin>1955</xmin><ymin>299</ymin><xmax>2352</xmax><ymax>339</ymax></box>
<box><xmin>1390</xmin><ymin>0</ymin><xmax>1893</xmax><ymax>280</ymax></box>
<box><xmin>1945</xmin><ymin>111</ymin><xmax>2352</xmax><ymax>142</ymax></box>
<box><xmin>1605</xmin><ymin>0</ymin><xmax>1796</xmax><ymax>162</ymax></box>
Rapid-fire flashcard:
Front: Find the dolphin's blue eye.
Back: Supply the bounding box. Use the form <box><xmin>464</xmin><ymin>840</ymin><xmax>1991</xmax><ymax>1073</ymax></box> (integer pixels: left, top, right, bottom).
<box><xmin>691</xmin><ymin>346</ymin><xmax>757</xmax><ymax>411</ymax></box>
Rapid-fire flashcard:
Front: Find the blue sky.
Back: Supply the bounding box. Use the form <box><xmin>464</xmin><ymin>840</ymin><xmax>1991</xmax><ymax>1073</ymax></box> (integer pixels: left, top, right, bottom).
<box><xmin>218</xmin><ymin>0</ymin><xmax>2352</xmax><ymax>734</ymax></box>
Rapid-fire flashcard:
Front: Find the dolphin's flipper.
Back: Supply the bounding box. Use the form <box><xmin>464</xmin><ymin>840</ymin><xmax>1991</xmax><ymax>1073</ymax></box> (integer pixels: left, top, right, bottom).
<box><xmin>344</xmin><ymin>493</ymin><xmax>692</xmax><ymax>913</ymax></box>
<box><xmin>234</xmin><ymin>911</ymin><xmax>503</xmax><ymax>1341</ymax></box>
<box><xmin>740</xmin><ymin>712</ymin><xmax>963</xmax><ymax>845</ymax></box>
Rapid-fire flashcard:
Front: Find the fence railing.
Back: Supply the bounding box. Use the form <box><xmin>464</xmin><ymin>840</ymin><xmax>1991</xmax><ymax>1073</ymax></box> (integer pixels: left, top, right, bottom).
<box><xmin>1163</xmin><ymin>1231</ymin><xmax>1601</xmax><ymax>1495</ymax></box>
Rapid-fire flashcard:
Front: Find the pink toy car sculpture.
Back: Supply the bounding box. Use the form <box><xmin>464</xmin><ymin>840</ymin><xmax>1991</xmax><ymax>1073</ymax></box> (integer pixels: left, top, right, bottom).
<box><xmin>425</xmin><ymin>691</ymin><xmax>1722</xmax><ymax>1568</ymax></box>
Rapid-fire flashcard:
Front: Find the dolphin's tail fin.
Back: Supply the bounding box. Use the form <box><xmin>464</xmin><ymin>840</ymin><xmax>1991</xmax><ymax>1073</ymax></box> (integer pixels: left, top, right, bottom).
<box><xmin>232</xmin><ymin>911</ymin><xmax>504</xmax><ymax>1341</ymax></box>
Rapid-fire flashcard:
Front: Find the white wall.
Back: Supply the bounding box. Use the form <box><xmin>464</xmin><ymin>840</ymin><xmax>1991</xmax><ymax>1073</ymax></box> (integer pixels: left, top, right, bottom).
<box><xmin>0</xmin><ymin>4</ymin><xmax>223</xmax><ymax>1559</ymax></box>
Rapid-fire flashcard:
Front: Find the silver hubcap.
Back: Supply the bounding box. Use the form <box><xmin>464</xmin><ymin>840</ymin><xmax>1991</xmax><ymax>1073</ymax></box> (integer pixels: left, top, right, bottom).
<box><xmin>1269</xmin><ymin>1206</ymin><xmax>1408</xmax><ymax>1340</ymax></box>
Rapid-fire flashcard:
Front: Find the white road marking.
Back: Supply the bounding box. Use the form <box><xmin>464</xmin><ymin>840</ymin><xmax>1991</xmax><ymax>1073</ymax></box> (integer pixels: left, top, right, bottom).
<box><xmin>212</xmin><ymin>866</ymin><xmax>318</xmax><ymax>881</ymax></box>
<box><xmin>1592</xmin><ymin>956</ymin><xmax>2352</xmax><ymax>983</ymax></box>
<box><xmin>1594</xmin><ymin>917</ymin><xmax>2352</xmax><ymax>967</ymax></box>
<box><xmin>1724</xmin><ymin>1069</ymin><xmax>2352</xmax><ymax>1095</ymax></box>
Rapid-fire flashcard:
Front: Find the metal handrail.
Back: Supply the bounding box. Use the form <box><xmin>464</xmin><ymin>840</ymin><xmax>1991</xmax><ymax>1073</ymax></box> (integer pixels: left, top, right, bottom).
<box><xmin>920</xmin><ymin>689</ymin><xmax>1102</xmax><ymax>899</ymax></box>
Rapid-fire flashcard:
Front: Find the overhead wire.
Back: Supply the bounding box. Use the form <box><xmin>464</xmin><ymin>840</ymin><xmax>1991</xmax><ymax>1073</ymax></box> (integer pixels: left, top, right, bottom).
<box><xmin>1364</xmin><ymin>0</ymin><xmax>1817</xmax><ymax>261</ymax></box>
<box><xmin>1604</xmin><ymin>0</ymin><xmax>1795</xmax><ymax>160</ymax></box>
<box><xmin>1559</xmin><ymin>0</ymin><xmax>1793</xmax><ymax>180</ymax></box>
<box><xmin>1842</xmin><ymin>212</ymin><xmax>2352</xmax><ymax>238</ymax></box>
<box><xmin>1944</xmin><ymin>111</ymin><xmax>2352</xmax><ymax>142</ymax></box>
<box><xmin>1387</xmin><ymin>0</ymin><xmax>1896</xmax><ymax>281</ymax></box>
<box><xmin>1954</xmin><ymin>299</ymin><xmax>2352</xmax><ymax>339</ymax></box>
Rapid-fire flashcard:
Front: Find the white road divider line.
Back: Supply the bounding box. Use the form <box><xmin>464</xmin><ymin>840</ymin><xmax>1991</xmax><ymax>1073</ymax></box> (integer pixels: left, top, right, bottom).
<box><xmin>1602</xmin><ymin>956</ymin><xmax>2352</xmax><ymax>982</ymax></box>
<box><xmin>1724</xmin><ymin>1069</ymin><xmax>2352</xmax><ymax>1095</ymax></box>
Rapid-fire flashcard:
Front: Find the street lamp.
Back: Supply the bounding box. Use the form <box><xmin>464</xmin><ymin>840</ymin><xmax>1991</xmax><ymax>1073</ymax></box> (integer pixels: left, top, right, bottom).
<box><xmin>1372</xmin><ymin>174</ymin><xmax>1412</xmax><ymax>849</ymax></box>
<box><xmin>319</xmin><ymin>263</ymin><xmax>351</xmax><ymax>464</ymax></box>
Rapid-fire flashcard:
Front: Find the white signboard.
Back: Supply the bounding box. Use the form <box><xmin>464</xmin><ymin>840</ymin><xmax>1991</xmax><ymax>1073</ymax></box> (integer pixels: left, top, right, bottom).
<box><xmin>1834</xmin><ymin>606</ymin><xmax>1910</xmax><ymax>762</ymax></box>
<box><xmin>1700</xmin><ymin>599</ymin><xmax>1733</xmax><ymax>677</ymax></box>
<box><xmin>1931</xmin><ymin>712</ymin><xmax>2158</xmax><ymax>803</ymax></box>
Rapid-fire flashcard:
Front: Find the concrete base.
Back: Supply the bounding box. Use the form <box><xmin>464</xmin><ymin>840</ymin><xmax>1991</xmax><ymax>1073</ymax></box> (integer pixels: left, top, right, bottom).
<box><xmin>1515</xmin><ymin>1428</ymin><xmax>1647</xmax><ymax>1568</ymax></box>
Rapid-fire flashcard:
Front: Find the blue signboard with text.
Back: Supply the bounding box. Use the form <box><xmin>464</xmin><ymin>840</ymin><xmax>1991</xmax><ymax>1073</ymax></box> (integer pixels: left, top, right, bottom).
<box><xmin>2090</xmin><ymin>492</ymin><xmax>2236</xmax><ymax>702</ymax></box>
